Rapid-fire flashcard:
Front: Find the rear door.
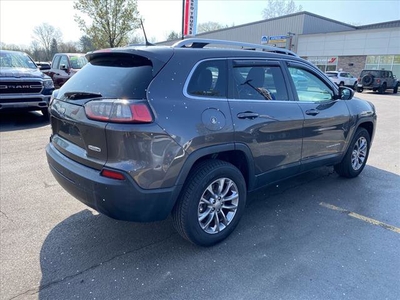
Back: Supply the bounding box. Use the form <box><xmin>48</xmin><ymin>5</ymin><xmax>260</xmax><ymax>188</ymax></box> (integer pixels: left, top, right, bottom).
<box><xmin>286</xmin><ymin>62</ymin><xmax>351</xmax><ymax>168</ymax></box>
<box><xmin>228</xmin><ymin>59</ymin><xmax>304</xmax><ymax>186</ymax></box>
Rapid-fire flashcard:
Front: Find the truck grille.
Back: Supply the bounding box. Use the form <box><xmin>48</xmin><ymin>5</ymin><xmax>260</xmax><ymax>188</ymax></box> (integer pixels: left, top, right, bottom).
<box><xmin>0</xmin><ymin>81</ymin><xmax>43</xmax><ymax>94</ymax></box>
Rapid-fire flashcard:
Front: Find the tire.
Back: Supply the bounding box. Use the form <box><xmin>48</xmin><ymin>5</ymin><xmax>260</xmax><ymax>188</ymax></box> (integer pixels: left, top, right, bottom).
<box><xmin>334</xmin><ymin>128</ymin><xmax>370</xmax><ymax>178</ymax></box>
<box><xmin>339</xmin><ymin>82</ymin><xmax>344</xmax><ymax>87</ymax></box>
<box><xmin>378</xmin><ymin>83</ymin><xmax>386</xmax><ymax>94</ymax></box>
<box><xmin>356</xmin><ymin>87</ymin><xmax>363</xmax><ymax>93</ymax></box>
<box><xmin>394</xmin><ymin>84</ymin><xmax>398</xmax><ymax>94</ymax></box>
<box><xmin>41</xmin><ymin>108</ymin><xmax>49</xmax><ymax>119</ymax></box>
<box><xmin>362</xmin><ymin>75</ymin><xmax>373</xmax><ymax>86</ymax></box>
<box><xmin>352</xmin><ymin>82</ymin><xmax>357</xmax><ymax>90</ymax></box>
<box><xmin>172</xmin><ymin>159</ymin><xmax>246</xmax><ymax>246</ymax></box>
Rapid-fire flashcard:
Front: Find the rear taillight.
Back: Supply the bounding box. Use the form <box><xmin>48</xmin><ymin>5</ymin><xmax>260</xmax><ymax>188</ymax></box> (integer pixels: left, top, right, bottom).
<box><xmin>84</xmin><ymin>99</ymin><xmax>153</xmax><ymax>123</ymax></box>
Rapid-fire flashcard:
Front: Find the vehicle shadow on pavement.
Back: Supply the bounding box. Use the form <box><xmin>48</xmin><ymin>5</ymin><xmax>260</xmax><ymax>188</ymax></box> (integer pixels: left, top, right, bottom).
<box><xmin>37</xmin><ymin>165</ymin><xmax>400</xmax><ymax>300</ymax></box>
<box><xmin>0</xmin><ymin>111</ymin><xmax>49</xmax><ymax>132</ymax></box>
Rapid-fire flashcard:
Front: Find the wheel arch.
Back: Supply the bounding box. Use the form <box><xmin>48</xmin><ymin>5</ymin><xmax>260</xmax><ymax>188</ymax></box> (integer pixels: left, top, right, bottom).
<box><xmin>357</xmin><ymin>121</ymin><xmax>375</xmax><ymax>144</ymax></box>
<box><xmin>175</xmin><ymin>143</ymin><xmax>256</xmax><ymax>191</ymax></box>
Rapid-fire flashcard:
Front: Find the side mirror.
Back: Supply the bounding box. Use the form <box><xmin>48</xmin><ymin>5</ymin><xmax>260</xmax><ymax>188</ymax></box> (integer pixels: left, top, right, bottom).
<box><xmin>339</xmin><ymin>86</ymin><xmax>354</xmax><ymax>100</ymax></box>
<box><xmin>60</xmin><ymin>64</ymin><xmax>68</xmax><ymax>71</ymax></box>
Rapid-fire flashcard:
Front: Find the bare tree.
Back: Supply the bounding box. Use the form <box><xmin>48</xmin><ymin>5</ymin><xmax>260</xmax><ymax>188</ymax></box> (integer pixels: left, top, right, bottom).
<box><xmin>262</xmin><ymin>0</ymin><xmax>303</xmax><ymax>19</ymax></box>
<box><xmin>74</xmin><ymin>0</ymin><xmax>141</xmax><ymax>49</ymax></box>
<box><xmin>32</xmin><ymin>23</ymin><xmax>62</xmax><ymax>60</ymax></box>
<box><xmin>197</xmin><ymin>22</ymin><xmax>227</xmax><ymax>33</ymax></box>
<box><xmin>58</xmin><ymin>41</ymin><xmax>80</xmax><ymax>53</ymax></box>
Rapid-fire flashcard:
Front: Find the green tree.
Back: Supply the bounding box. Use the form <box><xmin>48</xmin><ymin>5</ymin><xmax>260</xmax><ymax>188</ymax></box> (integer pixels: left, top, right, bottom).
<box><xmin>32</xmin><ymin>23</ymin><xmax>62</xmax><ymax>60</ymax></box>
<box><xmin>262</xmin><ymin>0</ymin><xmax>303</xmax><ymax>19</ymax></box>
<box><xmin>80</xmin><ymin>35</ymin><xmax>96</xmax><ymax>52</ymax></box>
<box><xmin>50</xmin><ymin>38</ymin><xmax>58</xmax><ymax>59</ymax></box>
<box><xmin>166</xmin><ymin>31</ymin><xmax>181</xmax><ymax>41</ymax></box>
<box><xmin>74</xmin><ymin>0</ymin><xmax>140</xmax><ymax>49</ymax></box>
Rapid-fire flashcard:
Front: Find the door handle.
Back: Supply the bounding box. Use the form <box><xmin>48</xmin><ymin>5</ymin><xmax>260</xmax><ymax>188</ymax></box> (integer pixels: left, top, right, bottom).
<box><xmin>237</xmin><ymin>112</ymin><xmax>259</xmax><ymax>119</ymax></box>
<box><xmin>305</xmin><ymin>109</ymin><xmax>320</xmax><ymax>116</ymax></box>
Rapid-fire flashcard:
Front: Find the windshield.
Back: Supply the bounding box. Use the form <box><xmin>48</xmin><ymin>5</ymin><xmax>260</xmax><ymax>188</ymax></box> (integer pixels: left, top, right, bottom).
<box><xmin>0</xmin><ymin>51</ymin><xmax>37</xmax><ymax>69</ymax></box>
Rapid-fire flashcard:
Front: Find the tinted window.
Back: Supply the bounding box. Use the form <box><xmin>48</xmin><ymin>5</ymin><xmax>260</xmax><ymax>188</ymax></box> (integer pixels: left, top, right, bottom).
<box><xmin>289</xmin><ymin>67</ymin><xmax>334</xmax><ymax>102</ymax></box>
<box><xmin>52</xmin><ymin>55</ymin><xmax>61</xmax><ymax>69</ymax></box>
<box><xmin>233</xmin><ymin>65</ymin><xmax>288</xmax><ymax>100</ymax></box>
<box><xmin>187</xmin><ymin>60</ymin><xmax>227</xmax><ymax>98</ymax></box>
<box><xmin>360</xmin><ymin>70</ymin><xmax>380</xmax><ymax>77</ymax></box>
<box><xmin>57</xmin><ymin>54</ymin><xmax>153</xmax><ymax>99</ymax></box>
<box><xmin>59</xmin><ymin>55</ymin><xmax>69</xmax><ymax>69</ymax></box>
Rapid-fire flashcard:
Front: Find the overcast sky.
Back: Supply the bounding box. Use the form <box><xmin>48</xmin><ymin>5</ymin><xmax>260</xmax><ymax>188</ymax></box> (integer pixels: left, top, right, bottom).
<box><xmin>1</xmin><ymin>0</ymin><xmax>399</xmax><ymax>47</ymax></box>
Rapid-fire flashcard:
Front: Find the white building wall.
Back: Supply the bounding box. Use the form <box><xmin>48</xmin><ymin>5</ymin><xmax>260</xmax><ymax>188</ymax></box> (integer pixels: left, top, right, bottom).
<box><xmin>298</xmin><ymin>28</ymin><xmax>400</xmax><ymax>56</ymax></box>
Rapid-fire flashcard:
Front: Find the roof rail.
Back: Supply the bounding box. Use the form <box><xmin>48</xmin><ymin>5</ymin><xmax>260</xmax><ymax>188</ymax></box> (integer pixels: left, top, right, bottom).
<box><xmin>172</xmin><ymin>38</ymin><xmax>298</xmax><ymax>57</ymax></box>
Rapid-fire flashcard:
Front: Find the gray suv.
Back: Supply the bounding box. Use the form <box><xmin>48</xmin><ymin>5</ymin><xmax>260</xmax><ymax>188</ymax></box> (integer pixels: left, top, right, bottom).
<box><xmin>357</xmin><ymin>69</ymin><xmax>398</xmax><ymax>94</ymax></box>
<box><xmin>46</xmin><ymin>39</ymin><xmax>377</xmax><ymax>246</ymax></box>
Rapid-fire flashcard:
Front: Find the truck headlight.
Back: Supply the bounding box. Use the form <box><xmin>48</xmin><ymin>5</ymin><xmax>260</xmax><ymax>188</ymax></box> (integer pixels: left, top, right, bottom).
<box><xmin>44</xmin><ymin>79</ymin><xmax>54</xmax><ymax>89</ymax></box>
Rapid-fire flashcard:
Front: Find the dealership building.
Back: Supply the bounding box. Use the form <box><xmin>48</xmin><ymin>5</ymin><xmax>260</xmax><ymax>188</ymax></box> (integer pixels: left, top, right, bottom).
<box><xmin>162</xmin><ymin>11</ymin><xmax>400</xmax><ymax>79</ymax></box>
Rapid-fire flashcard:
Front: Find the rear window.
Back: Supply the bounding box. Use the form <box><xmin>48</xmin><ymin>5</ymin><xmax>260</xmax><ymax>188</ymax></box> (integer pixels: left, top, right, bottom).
<box><xmin>360</xmin><ymin>70</ymin><xmax>380</xmax><ymax>77</ymax></box>
<box><xmin>326</xmin><ymin>73</ymin><xmax>337</xmax><ymax>77</ymax></box>
<box><xmin>57</xmin><ymin>54</ymin><xmax>153</xmax><ymax>99</ymax></box>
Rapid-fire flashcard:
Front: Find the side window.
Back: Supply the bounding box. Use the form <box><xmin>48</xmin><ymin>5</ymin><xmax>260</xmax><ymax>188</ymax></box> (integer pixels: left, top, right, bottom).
<box><xmin>288</xmin><ymin>67</ymin><xmax>334</xmax><ymax>102</ymax></box>
<box><xmin>233</xmin><ymin>65</ymin><xmax>288</xmax><ymax>100</ymax></box>
<box><xmin>59</xmin><ymin>55</ymin><xmax>69</xmax><ymax>69</ymax></box>
<box><xmin>187</xmin><ymin>60</ymin><xmax>227</xmax><ymax>98</ymax></box>
<box><xmin>52</xmin><ymin>55</ymin><xmax>61</xmax><ymax>69</ymax></box>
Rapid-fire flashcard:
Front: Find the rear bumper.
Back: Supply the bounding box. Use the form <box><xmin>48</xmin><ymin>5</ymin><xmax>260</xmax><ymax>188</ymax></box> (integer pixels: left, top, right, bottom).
<box><xmin>46</xmin><ymin>143</ymin><xmax>179</xmax><ymax>222</ymax></box>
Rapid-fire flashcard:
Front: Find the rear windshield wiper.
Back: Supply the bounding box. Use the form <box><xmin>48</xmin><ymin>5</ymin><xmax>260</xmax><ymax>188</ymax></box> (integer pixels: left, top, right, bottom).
<box><xmin>64</xmin><ymin>92</ymin><xmax>103</xmax><ymax>100</ymax></box>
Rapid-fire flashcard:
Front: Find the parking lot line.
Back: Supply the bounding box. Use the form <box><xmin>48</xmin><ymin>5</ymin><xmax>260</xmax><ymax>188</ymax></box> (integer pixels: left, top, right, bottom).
<box><xmin>319</xmin><ymin>202</ymin><xmax>400</xmax><ymax>234</ymax></box>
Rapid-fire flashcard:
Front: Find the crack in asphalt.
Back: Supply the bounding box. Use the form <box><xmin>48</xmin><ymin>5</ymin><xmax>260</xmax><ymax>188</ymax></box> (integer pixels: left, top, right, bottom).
<box><xmin>0</xmin><ymin>210</ymin><xmax>14</xmax><ymax>222</ymax></box>
<box><xmin>8</xmin><ymin>232</ymin><xmax>177</xmax><ymax>300</ymax></box>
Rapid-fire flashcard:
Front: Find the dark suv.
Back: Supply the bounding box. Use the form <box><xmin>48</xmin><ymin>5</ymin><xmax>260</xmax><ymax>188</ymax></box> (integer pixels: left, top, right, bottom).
<box><xmin>46</xmin><ymin>39</ymin><xmax>377</xmax><ymax>246</ymax></box>
<box><xmin>357</xmin><ymin>69</ymin><xmax>398</xmax><ymax>94</ymax></box>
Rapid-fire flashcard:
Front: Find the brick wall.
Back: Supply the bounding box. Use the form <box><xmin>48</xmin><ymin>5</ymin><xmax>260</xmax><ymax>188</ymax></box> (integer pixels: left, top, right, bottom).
<box><xmin>337</xmin><ymin>56</ymin><xmax>367</xmax><ymax>79</ymax></box>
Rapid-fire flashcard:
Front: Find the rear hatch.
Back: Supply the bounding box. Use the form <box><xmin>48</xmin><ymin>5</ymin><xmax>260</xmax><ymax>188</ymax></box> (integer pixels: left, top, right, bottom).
<box><xmin>49</xmin><ymin>48</ymin><xmax>173</xmax><ymax>170</ymax></box>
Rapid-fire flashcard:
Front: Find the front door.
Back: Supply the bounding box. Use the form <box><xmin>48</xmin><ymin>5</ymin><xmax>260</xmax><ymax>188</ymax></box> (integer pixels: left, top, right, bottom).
<box><xmin>287</xmin><ymin>63</ymin><xmax>351</xmax><ymax>168</ymax></box>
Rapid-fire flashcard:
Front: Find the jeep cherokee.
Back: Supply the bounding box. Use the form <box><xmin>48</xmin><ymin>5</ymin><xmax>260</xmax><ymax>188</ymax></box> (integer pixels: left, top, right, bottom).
<box><xmin>46</xmin><ymin>39</ymin><xmax>377</xmax><ymax>246</ymax></box>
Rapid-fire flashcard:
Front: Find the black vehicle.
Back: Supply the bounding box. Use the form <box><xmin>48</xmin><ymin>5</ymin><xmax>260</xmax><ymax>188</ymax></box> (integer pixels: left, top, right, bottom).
<box><xmin>0</xmin><ymin>50</ymin><xmax>54</xmax><ymax>118</ymax></box>
<box><xmin>357</xmin><ymin>69</ymin><xmax>398</xmax><ymax>94</ymax></box>
<box><xmin>46</xmin><ymin>39</ymin><xmax>377</xmax><ymax>246</ymax></box>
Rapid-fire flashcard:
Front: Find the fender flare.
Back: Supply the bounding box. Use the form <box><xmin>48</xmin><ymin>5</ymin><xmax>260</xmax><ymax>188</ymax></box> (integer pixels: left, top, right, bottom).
<box><xmin>174</xmin><ymin>143</ymin><xmax>256</xmax><ymax>190</ymax></box>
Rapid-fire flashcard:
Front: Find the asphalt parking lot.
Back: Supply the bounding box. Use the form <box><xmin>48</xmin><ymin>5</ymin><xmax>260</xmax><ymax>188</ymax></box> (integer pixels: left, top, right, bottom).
<box><xmin>1</xmin><ymin>91</ymin><xmax>399</xmax><ymax>300</ymax></box>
